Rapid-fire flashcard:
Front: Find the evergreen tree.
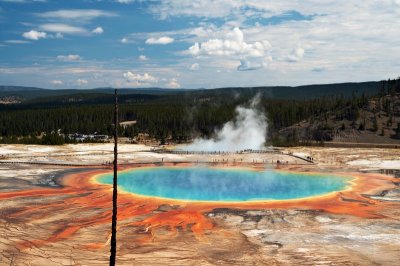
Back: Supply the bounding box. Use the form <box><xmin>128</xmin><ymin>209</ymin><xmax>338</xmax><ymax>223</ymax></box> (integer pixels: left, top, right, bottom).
<box><xmin>395</xmin><ymin>123</ymin><xmax>400</xmax><ymax>139</ymax></box>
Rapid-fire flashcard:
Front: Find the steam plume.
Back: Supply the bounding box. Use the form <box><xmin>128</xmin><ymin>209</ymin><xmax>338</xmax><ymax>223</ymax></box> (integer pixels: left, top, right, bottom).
<box><xmin>186</xmin><ymin>95</ymin><xmax>267</xmax><ymax>152</ymax></box>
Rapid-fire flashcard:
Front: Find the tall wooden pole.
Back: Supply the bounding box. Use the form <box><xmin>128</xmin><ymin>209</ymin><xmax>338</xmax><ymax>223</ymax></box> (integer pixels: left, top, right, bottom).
<box><xmin>110</xmin><ymin>89</ymin><xmax>118</xmax><ymax>266</ymax></box>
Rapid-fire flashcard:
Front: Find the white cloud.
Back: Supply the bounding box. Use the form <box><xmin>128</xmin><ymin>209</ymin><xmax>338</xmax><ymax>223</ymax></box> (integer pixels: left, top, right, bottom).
<box><xmin>22</xmin><ymin>29</ymin><xmax>65</xmax><ymax>41</ymax></box>
<box><xmin>150</xmin><ymin>0</ymin><xmax>236</xmax><ymax>19</ymax></box>
<box><xmin>123</xmin><ymin>71</ymin><xmax>158</xmax><ymax>86</ymax></box>
<box><xmin>37</xmin><ymin>9</ymin><xmax>116</xmax><ymax>20</ymax></box>
<box><xmin>57</xmin><ymin>54</ymin><xmax>82</xmax><ymax>62</ymax></box>
<box><xmin>188</xmin><ymin>27</ymin><xmax>271</xmax><ymax>57</ymax></box>
<box><xmin>22</xmin><ymin>30</ymin><xmax>47</xmax><ymax>40</ymax></box>
<box><xmin>4</xmin><ymin>40</ymin><xmax>29</xmax><ymax>44</ymax></box>
<box><xmin>51</xmin><ymin>80</ymin><xmax>63</xmax><ymax>85</ymax></box>
<box><xmin>138</xmin><ymin>55</ymin><xmax>148</xmax><ymax>61</ymax></box>
<box><xmin>116</xmin><ymin>0</ymin><xmax>134</xmax><ymax>3</ymax></box>
<box><xmin>121</xmin><ymin>37</ymin><xmax>128</xmax><ymax>43</ymax></box>
<box><xmin>76</xmin><ymin>78</ymin><xmax>88</xmax><ymax>86</ymax></box>
<box><xmin>166</xmin><ymin>78</ymin><xmax>181</xmax><ymax>88</ymax></box>
<box><xmin>188</xmin><ymin>27</ymin><xmax>272</xmax><ymax>71</ymax></box>
<box><xmin>190</xmin><ymin>63</ymin><xmax>200</xmax><ymax>71</ymax></box>
<box><xmin>92</xmin><ymin>27</ymin><xmax>104</xmax><ymax>34</ymax></box>
<box><xmin>148</xmin><ymin>0</ymin><xmax>368</xmax><ymax>20</ymax></box>
<box><xmin>39</xmin><ymin>23</ymin><xmax>87</xmax><ymax>34</ymax></box>
<box><xmin>151</xmin><ymin>0</ymin><xmax>363</xmax><ymax>20</ymax></box>
<box><xmin>287</xmin><ymin>46</ymin><xmax>305</xmax><ymax>62</ymax></box>
<box><xmin>145</xmin><ymin>36</ymin><xmax>174</xmax><ymax>45</ymax></box>
<box><xmin>237</xmin><ymin>59</ymin><xmax>268</xmax><ymax>71</ymax></box>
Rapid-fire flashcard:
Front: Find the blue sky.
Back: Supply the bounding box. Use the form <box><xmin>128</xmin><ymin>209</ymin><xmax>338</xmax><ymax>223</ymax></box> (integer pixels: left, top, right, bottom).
<box><xmin>0</xmin><ymin>0</ymin><xmax>399</xmax><ymax>89</ymax></box>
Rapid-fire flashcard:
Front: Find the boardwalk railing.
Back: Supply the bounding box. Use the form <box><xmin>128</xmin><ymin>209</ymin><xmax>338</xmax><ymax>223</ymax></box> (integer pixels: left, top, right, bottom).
<box><xmin>152</xmin><ymin>149</ymin><xmax>280</xmax><ymax>155</ymax></box>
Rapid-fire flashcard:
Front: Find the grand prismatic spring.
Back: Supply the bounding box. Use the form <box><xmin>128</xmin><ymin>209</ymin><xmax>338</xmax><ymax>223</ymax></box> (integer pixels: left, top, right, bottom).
<box><xmin>96</xmin><ymin>167</ymin><xmax>353</xmax><ymax>202</ymax></box>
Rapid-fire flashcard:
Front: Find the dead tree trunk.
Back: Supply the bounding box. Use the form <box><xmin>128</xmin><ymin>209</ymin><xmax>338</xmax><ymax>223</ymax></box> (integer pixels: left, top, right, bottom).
<box><xmin>110</xmin><ymin>89</ymin><xmax>118</xmax><ymax>266</ymax></box>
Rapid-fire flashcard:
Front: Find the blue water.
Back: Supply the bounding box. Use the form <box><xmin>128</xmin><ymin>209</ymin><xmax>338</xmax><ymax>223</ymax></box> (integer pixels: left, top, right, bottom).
<box><xmin>96</xmin><ymin>167</ymin><xmax>352</xmax><ymax>202</ymax></box>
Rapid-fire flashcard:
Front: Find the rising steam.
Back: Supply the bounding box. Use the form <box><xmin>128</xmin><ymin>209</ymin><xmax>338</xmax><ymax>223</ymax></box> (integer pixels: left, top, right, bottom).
<box><xmin>186</xmin><ymin>95</ymin><xmax>267</xmax><ymax>152</ymax></box>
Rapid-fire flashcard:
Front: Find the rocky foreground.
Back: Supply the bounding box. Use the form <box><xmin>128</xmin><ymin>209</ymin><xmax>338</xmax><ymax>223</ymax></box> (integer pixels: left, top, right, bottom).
<box><xmin>0</xmin><ymin>144</ymin><xmax>399</xmax><ymax>265</ymax></box>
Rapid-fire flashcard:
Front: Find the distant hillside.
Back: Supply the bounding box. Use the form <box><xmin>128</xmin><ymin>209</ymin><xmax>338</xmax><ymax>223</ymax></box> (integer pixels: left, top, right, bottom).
<box><xmin>0</xmin><ymin>86</ymin><xmax>186</xmax><ymax>98</ymax></box>
<box><xmin>213</xmin><ymin>81</ymin><xmax>380</xmax><ymax>100</ymax></box>
<box><xmin>0</xmin><ymin>87</ymin><xmax>83</xmax><ymax>101</ymax></box>
<box><xmin>0</xmin><ymin>86</ymin><xmax>45</xmax><ymax>91</ymax></box>
<box><xmin>0</xmin><ymin>81</ymin><xmax>381</xmax><ymax>104</ymax></box>
<box><xmin>278</xmin><ymin>79</ymin><xmax>400</xmax><ymax>146</ymax></box>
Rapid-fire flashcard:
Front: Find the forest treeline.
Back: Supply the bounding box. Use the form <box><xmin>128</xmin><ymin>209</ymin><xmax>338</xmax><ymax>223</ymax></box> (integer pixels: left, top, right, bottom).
<box><xmin>0</xmin><ymin>78</ymin><xmax>399</xmax><ymax>146</ymax></box>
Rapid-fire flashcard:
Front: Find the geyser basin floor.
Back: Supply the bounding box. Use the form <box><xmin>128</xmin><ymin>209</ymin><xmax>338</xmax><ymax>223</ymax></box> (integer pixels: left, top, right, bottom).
<box><xmin>96</xmin><ymin>167</ymin><xmax>353</xmax><ymax>202</ymax></box>
<box><xmin>1</xmin><ymin>159</ymin><xmax>399</xmax><ymax>265</ymax></box>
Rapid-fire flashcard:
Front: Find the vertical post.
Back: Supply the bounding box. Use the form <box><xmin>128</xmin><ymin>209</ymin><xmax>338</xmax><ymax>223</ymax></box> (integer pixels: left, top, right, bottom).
<box><xmin>110</xmin><ymin>89</ymin><xmax>118</xmax><ymax>266</ymax></box>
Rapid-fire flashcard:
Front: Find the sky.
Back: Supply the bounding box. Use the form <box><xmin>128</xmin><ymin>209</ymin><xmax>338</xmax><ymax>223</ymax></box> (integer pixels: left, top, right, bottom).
<box><xmin>0</xmin><ymin>0</ymin><xmax>399</xmax><ymax>89</ymax></box>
